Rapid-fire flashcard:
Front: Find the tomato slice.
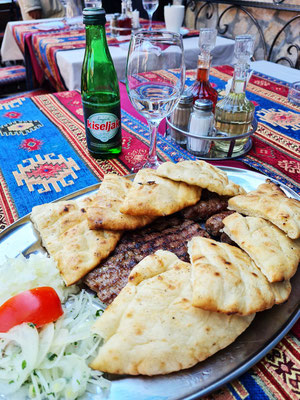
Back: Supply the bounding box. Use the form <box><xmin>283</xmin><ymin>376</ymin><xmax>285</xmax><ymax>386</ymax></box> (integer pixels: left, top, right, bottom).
<box><xmin>0</xmin><ymin>287</ymin><xmax>64</xmax><ymax>332</ymax></box>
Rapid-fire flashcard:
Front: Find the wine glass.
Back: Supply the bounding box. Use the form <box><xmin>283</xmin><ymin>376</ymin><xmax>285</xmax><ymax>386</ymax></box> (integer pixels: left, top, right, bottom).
<box><xmin>142</xmin><ymin>0</ymin><xmax>159</xmax><ymax>30</ymax></box>
<box><xmin>126</xmin><ymin>30</ymin><xmax>185</xmax><ymax>171</ymax></box>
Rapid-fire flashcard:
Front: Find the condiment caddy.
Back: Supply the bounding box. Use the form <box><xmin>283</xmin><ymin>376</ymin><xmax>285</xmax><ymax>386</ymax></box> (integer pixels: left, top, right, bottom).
<box><xmin>166</xmin><ymin>114</ymin><xmax>257</xmax><ymax>160</ymax></box>
<box><xmin>167</xmin><ymin>32</ymin><xmax>257</xmax><ymax>160</ymax></box>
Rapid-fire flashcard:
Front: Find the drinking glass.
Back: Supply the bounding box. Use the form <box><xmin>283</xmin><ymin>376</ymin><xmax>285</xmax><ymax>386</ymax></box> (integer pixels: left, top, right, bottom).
<box><xmin>126</xmin><ymin>30</ymin><xmax>185</xmax><ymax>171</ymax></box>
<box><xmin>142</xmin><ymin>0</ymin><xmax>159</xmax><ymax>30</ymax></box>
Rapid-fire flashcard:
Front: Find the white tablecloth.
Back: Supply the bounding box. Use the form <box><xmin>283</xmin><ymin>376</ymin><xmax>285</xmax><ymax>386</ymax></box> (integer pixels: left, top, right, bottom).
<box><xmin>1</xmin><ymin>17</ymin><xmax>80</xmax><ymax>62</ymax></box>
<box><xmin>1</xmin><ymin>18</ymin><xmax>235</xmax><ymax>90</ymax></box>
<box><xmin>56</xmin><ymin>36</ymin><xmax>235</xmax><ymax>90</ymax></box>
<box><xmin>249</xmin><ymin>61</ymin><xmax>300</xmax><ymax>84</ymax></box>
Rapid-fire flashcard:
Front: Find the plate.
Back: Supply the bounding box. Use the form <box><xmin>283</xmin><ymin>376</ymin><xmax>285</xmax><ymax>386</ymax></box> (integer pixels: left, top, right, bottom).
<box><xmin>0</xmin><ymin>167</ymin><xmax>299</xmax><ymax>399</ymax></box>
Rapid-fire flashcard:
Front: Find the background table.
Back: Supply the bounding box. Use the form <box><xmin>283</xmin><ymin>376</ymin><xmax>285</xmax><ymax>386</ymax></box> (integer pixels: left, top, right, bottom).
<box><xmin>1</xmin><ymin>17</ymin><xmax>235</xmax><ymax>90</ymax></box>
<box><xmin>0</xmin><ymin>65</ymin><xmax>299</xmax><ymax>399</ymax></box>
<box><xmin>57</xmin><ymin>34</ymin><xmax>234</xmax><ymax>90</ymax></box>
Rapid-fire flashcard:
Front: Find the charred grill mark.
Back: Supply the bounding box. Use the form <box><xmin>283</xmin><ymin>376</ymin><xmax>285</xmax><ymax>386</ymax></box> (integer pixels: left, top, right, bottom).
<box><xmin>84</xmin><ymin>216</ymin><xmax>209</xmax><ymax>304</ymax></box>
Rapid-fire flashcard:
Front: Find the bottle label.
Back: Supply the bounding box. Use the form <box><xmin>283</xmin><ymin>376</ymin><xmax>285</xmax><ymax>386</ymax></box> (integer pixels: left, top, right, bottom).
<box><xmin>87</xmin><ymin>112</ymin><xmax>120</xmax><ymax>142</ymax></box>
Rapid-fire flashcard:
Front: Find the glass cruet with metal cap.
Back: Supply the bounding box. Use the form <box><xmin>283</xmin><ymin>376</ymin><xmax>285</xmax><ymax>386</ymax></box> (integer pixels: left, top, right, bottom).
<box><xmin>214</xmin><ymin>34</ymin><xmax>255</xmax><ymax>153</ymax></box>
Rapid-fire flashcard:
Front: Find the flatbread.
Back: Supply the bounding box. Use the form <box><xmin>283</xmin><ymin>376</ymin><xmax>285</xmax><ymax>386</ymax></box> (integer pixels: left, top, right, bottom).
<box><xmin>31</xmin><ymin>200</ymin><xmax>122</xmax><ymax>285</ymax></box>
<box><xmin>187</xmin><ymin>237</ymin><xmax>291</xmax><ymax>316</ymax></box>
<box><xmin>156</xmin><ymin>160</ymin><xmax>245</xmax><ymax>196</ymax></box>
<box><xmin>90</xmin><ymin>250</ymin><xmax>254</xmax><ymax>376</ymax></box>
<box><xmin>228</xmin><ymin>180</ymin><xmax>300</xmax><ymax>239</ymax></box>
<box><xmin>223</xmin><ymin>213</ymin><xmax>300</xmax><ymax>282</ymax></box>
<box><xmin>87</xmin><ymin>174</ymin><xmax>155</xmax><ymax>230</ymax></box>
<box><xmin>120</xmin><ymin>168</ymin><xmax>202</xmax><ymax>217</ymax></box>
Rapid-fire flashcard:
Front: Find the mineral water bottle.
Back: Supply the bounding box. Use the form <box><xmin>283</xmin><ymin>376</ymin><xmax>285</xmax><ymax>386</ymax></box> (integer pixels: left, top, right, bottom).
<box><xmin>81</xmin><ymin>7</ymin><xmax>122</xmax><ymax>158</ymax></box>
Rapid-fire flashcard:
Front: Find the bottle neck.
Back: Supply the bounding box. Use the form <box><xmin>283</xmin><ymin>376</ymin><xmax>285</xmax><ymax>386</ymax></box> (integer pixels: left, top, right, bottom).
<box><xmin>230</xmin><ymin>62</ymin><xmax>249</xmax><ymax>94</ymax></box>
<box><xmin>85</xmin><ymin>23</ymin><xmax>107</xmax><ymax>49</ymax></box>
<box><xmin>121</xmin><ymin>0</ymin><xmax>127</xmax><ymax>15</ymax></box>
<box><xmin>196</xmin><ymin>54</ymin><xmax>212</xmax><ymax>82</ymax></box>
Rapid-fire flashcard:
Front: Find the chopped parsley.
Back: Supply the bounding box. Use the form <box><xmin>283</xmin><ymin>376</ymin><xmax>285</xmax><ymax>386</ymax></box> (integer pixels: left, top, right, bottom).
<box><xmin>47</xmin><ymin>353</ymin><xmax>57</xmax><ymax>361</ymax></box>
<box><xmin>95</xmin><ymin>309</ymin><xmax>103</xmax><ymax>317</ymax></box>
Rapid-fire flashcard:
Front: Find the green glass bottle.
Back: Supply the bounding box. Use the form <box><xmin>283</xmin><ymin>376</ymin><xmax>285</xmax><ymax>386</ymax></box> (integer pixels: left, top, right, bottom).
<box><xmin>81</xmin><ymin>8</ymin><xmax>122</xmax><ymax>159</ymax></box>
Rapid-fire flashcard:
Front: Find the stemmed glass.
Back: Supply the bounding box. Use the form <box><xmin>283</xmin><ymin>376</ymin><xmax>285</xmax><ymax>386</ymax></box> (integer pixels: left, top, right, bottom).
<box><xmin>126</xmin><ymin>30</ymin><xmax>185</xmax><ymax>171</ymax></box>
<box><xmin>142</xmin><ymin>0</ymin><xmax>159</xmax><ymax>30</ymax></box>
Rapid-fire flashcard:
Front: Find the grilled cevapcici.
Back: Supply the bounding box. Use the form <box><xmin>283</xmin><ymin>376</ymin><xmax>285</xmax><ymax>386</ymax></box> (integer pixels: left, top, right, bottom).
<box><xmin>84</xmin><ymin>215</ymin><xmax>210</xmax><ymax>304</ymax></box>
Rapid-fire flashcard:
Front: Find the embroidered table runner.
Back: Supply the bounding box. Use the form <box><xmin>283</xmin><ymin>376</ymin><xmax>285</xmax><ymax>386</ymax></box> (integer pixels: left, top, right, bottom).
<box><xmin>0</xmin><ymin>68</ymin><xmax>299</xmax><ymax>400</ymax></box>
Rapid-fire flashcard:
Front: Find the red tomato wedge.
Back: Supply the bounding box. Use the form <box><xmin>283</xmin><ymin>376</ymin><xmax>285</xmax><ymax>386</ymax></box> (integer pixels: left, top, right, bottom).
<box><xmin>0</xmin><ymin>287</ymin><xmax>64</xmax><ymax>333</ymax></box>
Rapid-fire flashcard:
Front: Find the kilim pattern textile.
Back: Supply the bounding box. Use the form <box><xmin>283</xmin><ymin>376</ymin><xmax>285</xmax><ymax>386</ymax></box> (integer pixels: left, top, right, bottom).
<box><xmin>0</xmin><ymin>65</ymin><xmax>26</xmax><ymax>85</ymax></box>
<box><xmin>0</xmin><ymin>89</ymin><xmax>50</xmax><ymax>103</ymax></box>
<box><xmin>0</xmin><ymin>69</ymin><xmax>299</xmax><ymax>400</ymax></box>
<box><xmin>11</xmin><ymin>19</ymin><xmax>198</xmax><ymax>91</ymax></box>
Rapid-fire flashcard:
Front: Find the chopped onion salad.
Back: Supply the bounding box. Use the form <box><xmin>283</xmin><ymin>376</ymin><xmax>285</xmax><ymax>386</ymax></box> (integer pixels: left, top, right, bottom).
<box><xmin>0</xmin><ymin>255</ymin><xmax>109</xmax><ymax>400</ymax></box>
<box><xmin>0</xmin><ymin>254</ymin><xmax>77</xmax><ymax>304</ymax></box>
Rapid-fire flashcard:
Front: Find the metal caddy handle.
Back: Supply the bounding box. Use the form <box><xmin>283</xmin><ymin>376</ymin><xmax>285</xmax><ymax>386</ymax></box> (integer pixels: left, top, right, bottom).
<box><xmin>166</xmin><ymin>116</ymin><xmax>258</xmax><ymax>160</ymax></box>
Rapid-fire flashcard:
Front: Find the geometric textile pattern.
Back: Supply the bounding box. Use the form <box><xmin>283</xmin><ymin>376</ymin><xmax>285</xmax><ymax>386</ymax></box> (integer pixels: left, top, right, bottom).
<box><xmin>0</xmin><ymin>205</ymin><xmax>6</xmax><ymax>231</ymax></box>
<box><xmin>12</xmin><ymin>153</ymin><xmax>80</xmax><ymax>193</ymax></box>
<box><xmin>0</xmin><ymin>65</ymin><xmax>26</xmax><ymax>85</ymax></box>
<box><xmin>257</xmin><ymin>335</ymin><xmax>300</xmax><ymax>398</ymax></box>
<box><xmin>0</xmin><ymin>97</ymin><xmax>26</xmax><ymax>110</ymax></box>
<box><xmin>257</xmin><ymin>108</ymin><xmax>300</xmax><ymax>132</ymax></box>
<box><xmin>0</xmin><ymin>120</ymin><xmax>43</xmax><ymax>136</ymax></box>
<box><xmin>20</xmin><ymin>137</ymin><xmax>43</xmax><ymax>152</ymax></box>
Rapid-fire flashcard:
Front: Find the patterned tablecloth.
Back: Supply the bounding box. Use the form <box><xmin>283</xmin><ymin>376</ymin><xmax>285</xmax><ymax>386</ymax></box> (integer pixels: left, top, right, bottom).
<box><xmin>11</xmin><ymin>19</ymin><xmax>199</xmax><ymax>91</ymax></box>
<box><xmin>0</xmin><ymin>66</ymin><xmax>299</xmax><ymax>399</ymax></box>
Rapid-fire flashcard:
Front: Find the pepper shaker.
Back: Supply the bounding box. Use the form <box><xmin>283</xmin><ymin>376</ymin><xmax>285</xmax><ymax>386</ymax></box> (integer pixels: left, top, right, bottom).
<box><xmin>169</xmin><ymin>92</ymin><xmax>193</xmax><ymax>145</ymax></box>
<box><xmin>187</xmin><ymin>99</ymin><xmax>214</xmax><ymax>156</ymax></box>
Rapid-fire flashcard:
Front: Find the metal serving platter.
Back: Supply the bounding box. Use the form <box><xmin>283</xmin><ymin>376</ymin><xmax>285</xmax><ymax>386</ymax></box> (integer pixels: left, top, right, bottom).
<box><xmin>0</xmin><ymin>167</ymin><xmax>299</xmax><ymax>400</ymax></box>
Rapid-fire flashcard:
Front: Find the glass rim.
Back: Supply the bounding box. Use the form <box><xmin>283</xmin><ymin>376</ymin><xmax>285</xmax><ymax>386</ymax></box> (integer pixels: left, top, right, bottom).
<box><xmin>131</xmin><ymin>29</ymin><xmax>182</xmax><ymax>41</ymax></box>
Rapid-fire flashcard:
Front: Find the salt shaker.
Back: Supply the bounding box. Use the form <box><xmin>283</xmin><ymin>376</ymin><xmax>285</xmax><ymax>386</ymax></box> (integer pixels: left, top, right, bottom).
<box><xmin>169</xmin><ymin>93</ymin><xmax>193</xmax><ymax>145</ymax></box>
<box><xmin>187</xmin><ymin>99</ymin><xmax>214</xmax><ymax>156</ymax></box>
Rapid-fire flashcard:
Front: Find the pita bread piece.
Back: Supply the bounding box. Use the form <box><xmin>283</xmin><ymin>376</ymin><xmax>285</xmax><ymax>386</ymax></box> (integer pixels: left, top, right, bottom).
<box><xmin>188</xmin><ymin>237</ymin><xmax>291</xmax><ymax>316</ymax></box>
<box><xmin>223</xmin><ymin>213</ymin><xmax>300</xmax><ymax>282</ymax></box>
<box><xmin>120</xmin><ymin>168</ymin><xmax>202</xmax><ymax>217</ymax></box>
<box><xmin>156</xmin><ymin>160</ymin><xmax>245</xmax><ymax>196</ymax></box>
<box><xmin>31</xmin><ymin>200</ymin><xmax>121</xmax><ymax>286</ymax></box>
<box><xmin>228</xmin><ymin>180</ymin><xmax>300</xmax><ymax>239</ymax></box>
<box><xmin>87</xmin><ymin>174</ymin><xmax>155</xmax><ymax>230</ymax></box>
<box><xmin>90</xmin><ymin>250</ymin><xmax>254</xmax><ymax>376</ymax></box>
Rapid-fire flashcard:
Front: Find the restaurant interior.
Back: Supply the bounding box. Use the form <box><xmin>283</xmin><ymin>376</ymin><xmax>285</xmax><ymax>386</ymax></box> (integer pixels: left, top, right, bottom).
<box><xmin>0</xmin><ymin>1</ymin><xmax>299</xmax><ymax>400</ymax></box>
